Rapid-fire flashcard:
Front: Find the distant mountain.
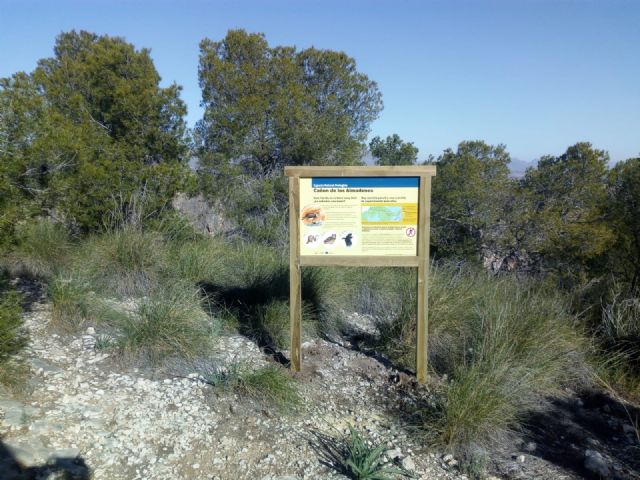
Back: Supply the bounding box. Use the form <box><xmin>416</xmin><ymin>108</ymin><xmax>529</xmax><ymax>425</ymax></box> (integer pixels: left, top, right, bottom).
<box><xmin>509</xmin><ymin>158</ymin><xmax>537</xmax><ymax>178</ymax></box>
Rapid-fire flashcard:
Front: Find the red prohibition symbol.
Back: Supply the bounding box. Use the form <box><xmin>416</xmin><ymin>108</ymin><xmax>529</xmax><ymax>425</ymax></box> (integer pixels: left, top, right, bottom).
<box><xmin>405</xmin><ymin>227</ymin><xmax>416</xmax><ymax>237</ymax></box>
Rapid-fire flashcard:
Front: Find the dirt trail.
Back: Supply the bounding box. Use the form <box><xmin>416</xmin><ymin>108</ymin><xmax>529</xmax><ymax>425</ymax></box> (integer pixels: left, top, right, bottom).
<box><xmin>0</xmin><ymin>296</ymin><xmax>460</xmax><ymax>479</ymax></box>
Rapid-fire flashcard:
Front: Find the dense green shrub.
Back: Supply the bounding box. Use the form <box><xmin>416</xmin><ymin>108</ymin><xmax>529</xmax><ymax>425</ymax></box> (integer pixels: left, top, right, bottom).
<box><xmin>1</xmin><ymin>30</ymin><xmax>191</xmax><ymax>233</ymax></box>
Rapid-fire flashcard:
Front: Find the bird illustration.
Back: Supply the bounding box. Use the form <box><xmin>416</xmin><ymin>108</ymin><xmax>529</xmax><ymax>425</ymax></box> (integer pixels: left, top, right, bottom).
<box><xmin>342</xmin><ymin>233</ymin><xmax>353</xmax><ymax>247</ymax></box>
<box><xmin>323</xmin><ymin>233</ymin><xmax>336</xmax><ymax>244</ymax></box>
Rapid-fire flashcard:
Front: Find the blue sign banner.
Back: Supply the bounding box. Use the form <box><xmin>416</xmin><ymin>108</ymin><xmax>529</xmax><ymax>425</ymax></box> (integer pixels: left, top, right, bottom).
<box><xmin>311</xmin><ymin>177</ymin><xmax>419</xmax><ymax>188</ymax></box>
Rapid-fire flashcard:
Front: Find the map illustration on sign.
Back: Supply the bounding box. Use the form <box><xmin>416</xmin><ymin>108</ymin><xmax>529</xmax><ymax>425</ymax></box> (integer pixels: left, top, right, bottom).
<box><xmin>361</xmin><ymin>205</ymin><xmax>404</xmax><ymax>222</ymax></box>
<box><xmin>298</xmin><ymin>177</ymin><xmax>419</xmax><ymax>256</ymax></box>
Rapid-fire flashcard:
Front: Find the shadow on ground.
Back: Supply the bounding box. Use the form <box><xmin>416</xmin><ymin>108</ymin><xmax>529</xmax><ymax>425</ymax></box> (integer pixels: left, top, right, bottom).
<box><xmin>517</xmin><ymin>390</ymin><xmax>640</xmax><ymax>480</ymax></box>
<box><xmin>0</xmin><ymin>440</ymin><xmax>91</xmax><ymax>480</ymax></box>
<box><xmin>199</xmin><ymin>277</ymin><xmax>291</xmax><ymax>366</ymax></box>
<box><xmin>198</xmin><ymin>267</ymin><xmax>331</xmax><ymax>367</ymax></box>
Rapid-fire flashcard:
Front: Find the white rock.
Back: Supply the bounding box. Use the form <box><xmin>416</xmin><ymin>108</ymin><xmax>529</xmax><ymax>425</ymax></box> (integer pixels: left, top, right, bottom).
<box><xmin>401</xmin><ymin>456</ymin><xmax>415</xmax><ymax>471</ymax></box>
<box><xmin>387</xmin><ymin>448</ymin><xmax>402</xmax><ymax>459</ymax></box>
<box><xmin>584</xmin><ymin>449</ymin><xmax>610</xmax><ymax>478</ymax></box>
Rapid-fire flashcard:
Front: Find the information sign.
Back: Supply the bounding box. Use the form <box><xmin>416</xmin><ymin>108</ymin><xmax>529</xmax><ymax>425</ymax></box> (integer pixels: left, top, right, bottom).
<box><xmin>285</xmin><ymin>166</ymin><xmax>436</xmax><ymax>383</ymax></box>
<box><xmin>299</xmin><ymin>177</ymin><xmax>419</xmax><ymax>256</ymax></box>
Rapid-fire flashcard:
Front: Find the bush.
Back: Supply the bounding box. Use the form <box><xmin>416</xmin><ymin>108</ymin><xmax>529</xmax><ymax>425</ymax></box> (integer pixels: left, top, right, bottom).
<box><xmin>252</xmin><ymin>299</ymin><xmax>318</xmax><ymax>349</ymax></box>
<box><xmin>599</xmin><ymin>287</ymin><xmax>640</xmax><ymax>351</ymax></box>
<box><xmin>195</xmin><ymin>241</ymin><xmax>336</xmax><ymax>348</ymax></box>
<box><xmin>4</xmin><ymin>219</ymin><xmax>72</xmax><ymax>279</ymax></box>
<box><xmin>219</xmin><ymin>241</ymin><xmax>288</xmax><ymax>293</ymax></box>
<box><xmin>146</xmin><ymin>210</ymin><xmax>203</xmax><ymax>243</ymax></box>
<box><xmin>115</xmin><ymin>283</ymin><xmax>212</xmax><ymax>363</ymax></box>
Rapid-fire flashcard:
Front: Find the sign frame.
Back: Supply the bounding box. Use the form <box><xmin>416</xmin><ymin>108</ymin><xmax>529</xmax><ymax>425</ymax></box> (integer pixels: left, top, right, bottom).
<box><xmin>284</xmin><ymin>165</ymin><xmax>436</xmax><ymax>383</ymax></box>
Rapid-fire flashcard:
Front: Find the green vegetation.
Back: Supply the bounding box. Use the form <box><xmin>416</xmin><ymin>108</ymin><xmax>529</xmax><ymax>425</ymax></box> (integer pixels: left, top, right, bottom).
<box><xmin>340</xmin><ymin>425</ymin><xmax>407</xmax><ymax>480</ymax></box>
<box><xmin>369</xmin><ymin>134</ymin><xmax>419</xmax><ymax>166</ymax></box>
<box><xmin>431</xmin><ymin>141</ymin><xmax>512</xmax><ymax>258</ymax></box>
<box><xmin>74</xmin><ymin>228</ymin><xmax>168</xmax><ymax>297</ymax></box>
<box><xmin>3</xmin><ymin>219</ymin><xmax>72</xmax><ymax>279</ymax></box>
<box><xmin>0</xmin><ymin>281</ymin><xmax>26</xmax><ymax>362</ymax></box>
<box><xmin>317</xmin><ymin>425</ymin><xmax>408</xmax><ymax>480</ymax></box>
<box><xmin>207</xmin><ymin>362</ymin><xmax>300</xmax><ymax>408</ymax></box>
<box><xmin>195</xmin><ymin>29</ymin><xmax>383</xmax><ymax>244</ymax></box>
<box><xmin>116</xmin><ymin>284</ymin><xmax>211</xmax><ymax>363</ymax></box>
<box><xmin>0</xmin><ymin>30</ymin><xmax>191</xmax><ymax>241</ymax></box>
<box><xmin>48</xmin><ymin>276</ymin><xmax>94</xmax><ymax>332</ymax></box>
<box><xmin>0</xmin><ymin>276</ymin><xmax>28</xmax><ymax>391</ymax></box>
<box><xmin>339</xmin><ymin>265</ymin><xmax>585</xmax><ymax>451</ymax></box>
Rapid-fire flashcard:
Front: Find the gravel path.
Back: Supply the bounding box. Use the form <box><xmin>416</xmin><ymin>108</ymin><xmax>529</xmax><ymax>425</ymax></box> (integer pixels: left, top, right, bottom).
<box><xmin>0</xmin><ymin>299</ymin><xmax>464</xmax><ymax>480</ymax></box>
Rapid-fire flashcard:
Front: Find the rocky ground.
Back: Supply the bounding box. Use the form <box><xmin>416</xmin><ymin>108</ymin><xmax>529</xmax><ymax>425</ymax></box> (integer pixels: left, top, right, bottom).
<box><xmin>1</xmin><ymin>284</ymin><xmax>639</xmax><ymax>480</ymax></box>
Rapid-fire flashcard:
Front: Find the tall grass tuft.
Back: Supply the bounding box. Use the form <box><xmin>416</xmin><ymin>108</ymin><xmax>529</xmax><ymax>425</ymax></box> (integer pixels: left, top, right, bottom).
<box><xmin>593</xmin><ymin>286</ymin><xmax>640</xmax><ymax>402</ymax></box>
<box><xmin>238</xmin><ymin>364</ymin><xmax>300</xmax><ymax>407</ymax></box>
<box><xmin>115</xmin><ymin>283</ymin><xmax>212</xmax><ymax>363</ymax></box>
<box><xmin>0</xmin><ymin>285</ymin><xmax>27</xmax><ymax>362</ymax></box>
<box><xmin>0</xmin><ymin>279</ymin><xmax>29</xmax><ymax>392</ymax></box>
<box><xmin>348</xmin><ymin>264</ymin><xmax>585</xmax><ymax>452</ymax></box>
<box><xmin>251</xmin><ymin>299</ymin><xmax>318</xmax><ymax>349</ymax></box>
<box><xmin>74</xmin><ymin>227</ymin><xmax>168</xmax><ymax>297</ymax></box>
<box><xmin>48</xmin><ymin>276</ymin><xmax>95</xmax><ymax>332</ymax></box>
<box><xmin>4</xmin><ymin>219</ymin><xmax>72</xmax><ymax>279</ymax></box>
<box><xmin>426</xmin><ymin>266</ymin><xmax>585</xmax><ymax>448</ymax></box>
<box><xmin>207</xmin><ymin>362</ymin><xmax>300</xmax><ymax>408</ymax></box>
<box><xmin>170</xmin><ymin>238</ymin><xmax>227</xmax><ymax>284</ymax></box>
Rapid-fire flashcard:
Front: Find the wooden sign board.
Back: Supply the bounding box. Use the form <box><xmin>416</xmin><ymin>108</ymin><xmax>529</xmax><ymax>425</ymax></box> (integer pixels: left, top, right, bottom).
<box><xmin>284</xmin><ymin>166</ymin><xmax>436</xmax><ymax>383</ymax></box>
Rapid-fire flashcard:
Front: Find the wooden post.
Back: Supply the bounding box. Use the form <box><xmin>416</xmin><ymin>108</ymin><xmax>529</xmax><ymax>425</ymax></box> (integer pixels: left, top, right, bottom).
<box><xmin>416</xmin><ymin>175</ymin><xmax>432</xmax><ymax>384</ymax></box>
<box><xmin>289</xmin><ymin>175</ymin><xmax>302</xmax><ymax>372</ymax></box>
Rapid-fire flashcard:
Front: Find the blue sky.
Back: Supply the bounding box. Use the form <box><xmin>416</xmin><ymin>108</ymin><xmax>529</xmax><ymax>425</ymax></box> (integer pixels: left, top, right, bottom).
<box><xmin>1</xmin><ymin>0</ymin><xmax>638</xmax><ymax>164</ymax></box>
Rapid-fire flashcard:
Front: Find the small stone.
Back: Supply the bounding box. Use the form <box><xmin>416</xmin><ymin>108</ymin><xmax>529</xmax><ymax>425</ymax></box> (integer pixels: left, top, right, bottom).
<box><xmin>86</xmin><ymin>327</ymin><xmax>95</xmax><ymax>335</ymax></box>
<box><xmin>442</xmin><ymin>454</ymin><xmax>454</xmax><ymax>463</ymax></box>
<box><xmin>584</xmin><ymin>449</ymin><xmax>610</xmax><ymax>478</ymax></box>
<box><xmin>516</xmin><ymin>455</ymin><xmax>525</xmax><ymax>464</ymax></box>
<box><xmin>387</xmin><ymin>448</ymin><xmax>402</xmax><ymax>459</ymax></box>
<box><xmin>192</xmin><ymin>463</ymin><xmax>200</xmax><ymax>469</ymax></box>
<box><xmin>401</xmin><ymin>456</ymin><xmax>415</xmax><ymax>471</ymax></box>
